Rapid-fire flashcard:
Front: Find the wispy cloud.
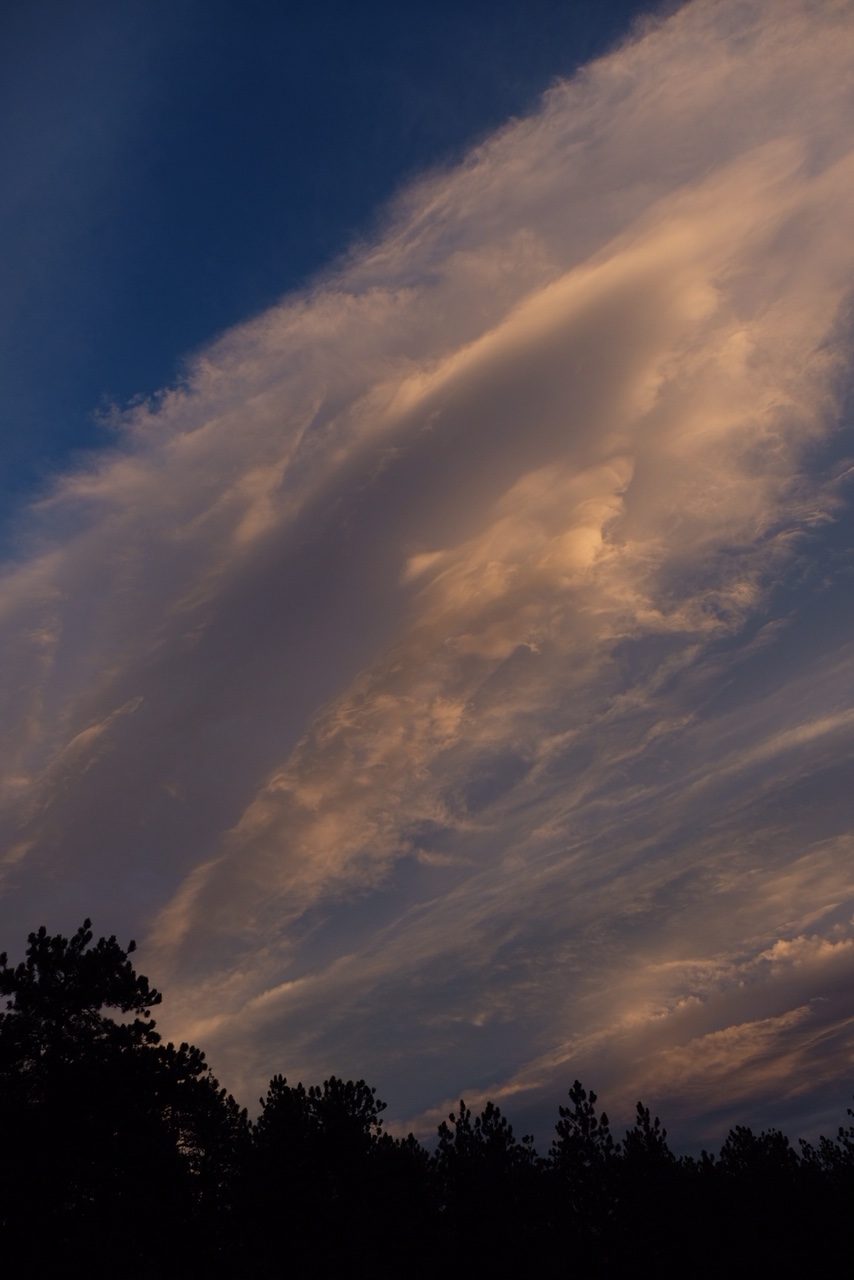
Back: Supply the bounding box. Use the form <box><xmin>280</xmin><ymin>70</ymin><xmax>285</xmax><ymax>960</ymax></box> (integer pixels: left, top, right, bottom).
<box><xmin>1</xmin><ymin>0</ymin><xmax>853</xmax><ymax>1145</ymax></box>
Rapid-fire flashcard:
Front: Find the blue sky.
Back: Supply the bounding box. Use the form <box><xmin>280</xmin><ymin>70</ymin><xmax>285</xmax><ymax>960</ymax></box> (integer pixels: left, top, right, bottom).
<box><xmin>2</xmin><ymin>0</ymin><xmax>854</xmax><ymax>1152</ymax></box>
<box><xmin>1</xmin><ymin>0</ymin><xmax>645</xmax><ymax>521</ymax></box>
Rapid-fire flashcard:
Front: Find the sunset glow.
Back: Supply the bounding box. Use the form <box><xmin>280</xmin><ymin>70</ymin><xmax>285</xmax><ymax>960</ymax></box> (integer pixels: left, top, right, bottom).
<box><xmin>2</xmin><ymin>0</ymin><xmax>854</xmax><ymax>1148</ymax></box>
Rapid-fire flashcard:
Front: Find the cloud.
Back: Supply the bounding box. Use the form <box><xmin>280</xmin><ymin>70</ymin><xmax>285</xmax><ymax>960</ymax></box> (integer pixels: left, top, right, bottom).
<box><xmin>1</xmin><ymin>0</ymin><xmax>854</xmax><ymax>1146</ymax></box>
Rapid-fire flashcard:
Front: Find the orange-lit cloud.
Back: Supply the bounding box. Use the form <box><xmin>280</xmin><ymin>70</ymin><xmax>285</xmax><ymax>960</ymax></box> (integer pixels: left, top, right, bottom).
<box><xmin>1</xmin><ymin>0</ymin><xmax>854</xmax><ymax>1146</ymax></box>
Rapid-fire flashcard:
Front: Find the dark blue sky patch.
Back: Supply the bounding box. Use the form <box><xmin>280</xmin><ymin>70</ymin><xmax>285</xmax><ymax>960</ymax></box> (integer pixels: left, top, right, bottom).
<box><xmin>0</xmin><ymin>0</ymin><xmax>652</xmax><ymax>529</ymax></box>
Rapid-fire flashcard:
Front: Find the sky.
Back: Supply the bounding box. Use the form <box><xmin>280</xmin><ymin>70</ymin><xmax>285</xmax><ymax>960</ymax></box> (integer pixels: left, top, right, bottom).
<box><xmin>0</xmin><ymin>0</ymin><xmax>643</xmax><ymax>520</ymax></box>
<box><xmin>1</xmin><ymin>0</ymin><xmax>854</xmax><ymax>1151</ymax></box>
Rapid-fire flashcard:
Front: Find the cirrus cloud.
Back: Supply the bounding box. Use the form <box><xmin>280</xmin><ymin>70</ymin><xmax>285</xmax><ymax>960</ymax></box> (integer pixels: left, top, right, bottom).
<box><xmin>1</xmin><ymin>0</ymin><xmax>854</xmax><ymax>1146</ymax></box>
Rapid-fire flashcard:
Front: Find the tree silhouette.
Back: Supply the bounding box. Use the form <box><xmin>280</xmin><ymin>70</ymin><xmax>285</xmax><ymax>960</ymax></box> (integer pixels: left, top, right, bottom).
<box><xmin>433</xmin><ymin>1098</ymin><xmax>542</xmax><ymax>1273</ymax></box>
<box><xmin>0</xmin><ymin>918</ymin><xmax>161</xmax><ymax>1037</ymax></box>
<box><xmin>547</xmin><ymin>1081</ymin><xmax>619</xmax><ymax>1270</ymax></box>
<box><xmin>0</xmin><ymin>921</ymin><xmax>247</xmax><ymax>1277</ymax></box>
<box><xmin>246</xmin><ymin>1073</ymin><xmax>429</xmax><ymax>1277</ymax></box>
<box><xmin>613</xmin><ymin>1102</ymin><xmax>685</xmax><ymax>1270</ymax></box>
<box><xmin>620</xmin><ymin>1101</ymin><xmax>673</xmax><ymax>1167</ymax></box>
<box><xmin>550</xmin><ymin>1078</ymin><xmax>617</xmax><ymax>1173</ymax></box>
<box><xmin>3</xmin><ymin>917</ymin><xmax>854</xmax><ymax>1276</ymax></box>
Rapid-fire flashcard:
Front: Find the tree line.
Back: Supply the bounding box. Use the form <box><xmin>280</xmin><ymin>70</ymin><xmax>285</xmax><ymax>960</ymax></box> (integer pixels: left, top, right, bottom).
<box><xmin>1</xmin><ymin>921</ymin><xmax>851</xmax><ymax>1276</ymax></box>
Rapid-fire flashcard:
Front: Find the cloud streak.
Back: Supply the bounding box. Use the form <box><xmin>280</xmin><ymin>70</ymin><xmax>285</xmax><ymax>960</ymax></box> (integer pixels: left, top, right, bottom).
<box><xmin>1</xmin><ymin>0</ymin><xmax>854</xmax><ymax>1145</ymax></box>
